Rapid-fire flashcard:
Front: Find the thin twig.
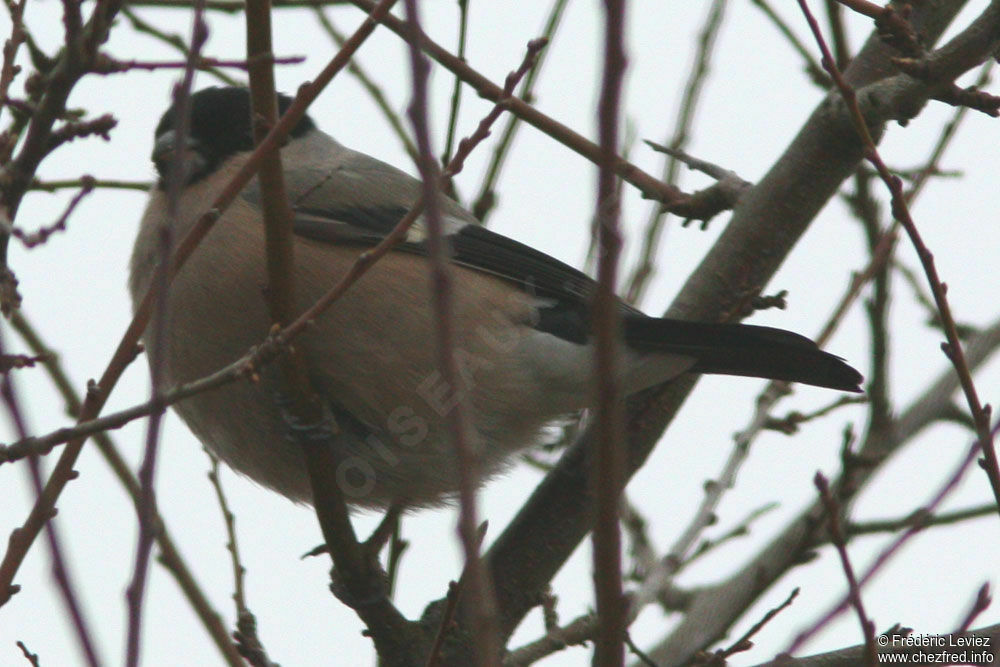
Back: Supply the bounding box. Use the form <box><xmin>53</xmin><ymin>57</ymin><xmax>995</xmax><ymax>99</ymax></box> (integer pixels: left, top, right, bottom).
<box><xmin>92</xmin><ymin>52</ymin><xmax>305</xmax><ymax>73</ymax></box>
<box><xmin>424</xmin><ymin>581</ymin><xmax>462</xmax><ymax>667</ymax></box>
<box><xmin>206</xmin><ymin>452</ymin><xmax>248</xmax><ymax>615</ymax></box>
<box><xmin>627</xmin><ymin>0</ymin><xmax>729</xmax><ymax>303</ymax></box>
<box><xmin>9</xmin><ymin>178</ymin><xmax>94</xmax><ymax>247</ymax></box>
<box><xmin>206</xmin><ymin>449</ymin><xmax>276</xmax><ymax>665</ymax></box>
<box><xmin>121</xmin><ymin>6</ymin><xmax>241</xmax><ymax>86</ymax></box>
<box><xmin>125</xmin><ymin>4</ymin><xmax>208</xmax><ymax>665</ymax></box>
<box><xmin>0</xmin><ymin>0</ymin><xmax>28</xmax><ymax>123</ymax></box>
<box><xmin>814</xmin><ymin>473</ymin><xmax>878</xmax><ymax>664</ymax></box>
<box><xmin>849</xmin><ymin>504</ymin><xmax>999</xmax><ymax>536</ymax></box>
<box><xmin>16</xmin><ymin>640</ymin><xmax>40</xmax><ymax>667</ymax></box>
<box><xmin>591</xmin><ymin>1</ymin><xmax>628</xmax><ymax>665</ymax></box>
<box><xmin>954</xmin><ymin>583</ymin><xmax>992</xmax><ymax>634</ymax></box>
<box><xmin>440</xmin><ymin>0</ymin><xmax>468</xmax><ymax>168</ymax></box>
<box><xmin>309</xmin><ymin>8</ymin><xmax>418</xmax><ymax>160</ymax></box>
<box><xmin>125</xmin><ymin>0</ymin><xmax>352</xmax><ymax>8</ymax></box>
<box><xmin>748</xmin><ymin>0</ymin><xmax>829</xmax><ymax>86</ymax></box>
<box><xmin>797</xmin><ymin>0</ymin><xmax>1000</xmax><ymax>515</ymax></box>
<box><xmin>470</xmin><ymin>0</ymin><xmax>569</xmax><ymax>222</ymax></box>
<box><xmin>503</xmin><ymin>613</ymin><xmax>599</xmax><ymax>666</ymax></box>
<box><xmin>29</xmin><ymin>177</ymin><xmax>151</xmax><ymax>192</ymax></box>
<box><xmin>8</xmin><ymin>313</ymin><xmax>245</xmax><ymax>665</ymax></box>
<box><xmin>0</xmin><ymin>335</ymin><xmax>101</xmax><ymax>666</ymax></box>
<box><xmin>403</xmin><ymin>0</ymin><xmax>500</xmax><ymax>660</ymax></box>
<box><xmin>347</xmin><ymin>0</ymin><xmax>691</xmax><ymax>215</ymax></box>
<box><xmin>788</xmin><ymin>424</ymin><xmax>999</xmax><ymax>653</ymax></box>
<box><xmin>714</xmin><ymin>587</ymin><xmax>800</xmax><ymax>661</ymax></box>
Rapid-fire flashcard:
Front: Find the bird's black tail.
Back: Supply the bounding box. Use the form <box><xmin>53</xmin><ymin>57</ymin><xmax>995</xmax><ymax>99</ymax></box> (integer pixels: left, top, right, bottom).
<box><xmin>623</xmin><ymin>317</ymin><xmax>863</xmax><ymax>392</ymax></box>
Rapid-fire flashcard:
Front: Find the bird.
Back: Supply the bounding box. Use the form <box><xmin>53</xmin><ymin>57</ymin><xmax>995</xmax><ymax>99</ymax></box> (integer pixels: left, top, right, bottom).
<box><xmin>129</xmin><ymin>86</ymin><xmax>862</xmax><ymax>510</ymax></box>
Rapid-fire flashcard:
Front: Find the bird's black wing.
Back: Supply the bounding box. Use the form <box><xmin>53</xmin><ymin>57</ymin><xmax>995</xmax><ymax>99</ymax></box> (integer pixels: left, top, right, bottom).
<box><xmin>290</xmin><ymin>201</ymin><xmax>614</xmax><ymax>346</ymax></box>
<box><xmin>275</xmin><ymin>154</ymin><xmax>863</xmax><ymax>392</ymax></box>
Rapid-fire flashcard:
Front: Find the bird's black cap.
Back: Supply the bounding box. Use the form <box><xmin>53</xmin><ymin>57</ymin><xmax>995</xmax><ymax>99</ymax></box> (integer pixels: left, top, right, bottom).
<box><xmin>153</xmin><ymin>86</ymin><xmax>316</xmax><ymax>182</ymax></box>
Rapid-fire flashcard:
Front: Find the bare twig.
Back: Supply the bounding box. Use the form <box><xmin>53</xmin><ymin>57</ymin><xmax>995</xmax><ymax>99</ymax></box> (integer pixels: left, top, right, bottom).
<box><xmin>121</xmin><ymin>6</ymin><xmax>241</xmax><ymax>86</ymax></box>
<box><xmin>849</xmin><ymin>504</ymin><xmax>999</xmax><ymax>536</ymax></box>
<box><xmin>206</xmin><ymin>453</ymin><xmax>248</xmax><ymax>613</ymax></box>
<box><xmin>714</xmin><ymin>588</ymin><xmax>800</xmax><ymax>661</ymax></box>
<box><xmin>9</xmin><ymin>313</ymin><xmax>244</xmax><ymax>665</ymax></box>
<box><xmin>309</xmin><ymin>8</ymin><xmax>417</xmax><ymax>160</ymax></box>
<box><xmin>29</xmin><ymin>177</ymin><xmax>151</xmax><ymax>192</ymax></box>
<box><xmin>125</xmin><ymin>4</ymin><xmax>208</xmax><ymax>665</ymax></box>
<box><xmin>208</xmin><ymin>448</ymin><xmax>277</xmax><ymax>666</ymax></box>
<box><xmin>748</xmin><ymin>0</ymin><xmax>829</xmax><ymax>86</ymax></box>
<box><xmin>125</xmin><ymin>0</ymin><xmax>352</xmax><ymax>8</ymax></box>
<box><xmin>824</xmin><ymin>0</ymin><xmax>850</xmax><ymax>70</ymax></box>
<box><xmin>16</xmin><ymin>640</ymin><xmax>39</xmax><ymax>667</ymax></box>
<box><xmin>470</xmin><ymin>0</ymin><xmax>569</xmax><ymax>222</ymax></box>
<box><xmin>503</xmin><ymin>613</ymin><xmax>598</xmax><ymax>666</ymax></box>
<box><xmin>765</xmin><ymin>395</ymin><xmax>868</xmax><ymax>435</ymax></box>
<box><xmin>0</xmin><ymin>335</ymin><xmax>101</xmax><ymax>666</ymax></box>
<box><xmin>347</xmin><ymin>0</ymin><xmax>691</xmax><ymax>215</ymax></box>
<box><xmin>798</xmin><ymin>0</ymin><xmax>1000</xmax><ymax>514</ymax></box>
<box><xmin>788</xmin><ymin>424</ymin><xmax>998</xmax><ymax>654</ymax></box>
<box><xmin>627</xmin><ymin>0</ymin><xmax>729</xmax><ymax>302</ymax></box>
<box><xmin>0</xmin><ymin>0</ymin><xmax>28</xmax><ymax>120</ymax></box>
<box><xmin>9</xmin><ymin>177</ymin><xmax>94</xmax><ymax>247</ymax></box>
<box><xmin>814</xmin><ymin>472</ymin><xmax>878</xmax><ymax>664</ymax></box>
<box><xmin>91</xmin><ymin>52</ymin><xmax>305</xmax><ymax>73</ymax></box>
<box><xmin>245</xmin><ymin>0</ymin><xmax>418</xmax><ymax>661</ymax></box>
<box><xmin>955</xmin><ymin>583</ymin><xmax>992</xmax><ymax>634</ymax></box>
<box><xmin>401</xmin><ymin>0</ymin><xmax>539</xmax><ymax>660</ymax></box>
<box><xmin>590</xmin><ymin>2</ymin><xmax>628</xmax><ymax>665</ymax></box>
<box><xmin>440</xmin><ymin>0</ymin><xmax>469</xmax><ymax>169</ymax></box>
<box><xmin>425</xmin><ymin>581</ymin><xmax>462</xmax><ymax>667</ymax></box>
<box><xmin>0</xmin><ymin>352</ymin><xmax>47</xmax><ymax>373</ymax></box>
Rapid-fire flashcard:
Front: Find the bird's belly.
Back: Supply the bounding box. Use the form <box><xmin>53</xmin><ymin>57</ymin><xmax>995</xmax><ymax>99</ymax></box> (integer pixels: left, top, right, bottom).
<box><xmin>151</xmin><ymin>222</ymin><xmax>562</xmax><ymax>507</ymax></box>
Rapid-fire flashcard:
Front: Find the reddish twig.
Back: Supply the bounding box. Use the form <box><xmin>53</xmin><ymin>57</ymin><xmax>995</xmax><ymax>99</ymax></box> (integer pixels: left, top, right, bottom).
<box><xmin>45</xmin><ymin>113</ymin><xmax>116</xmax><ymax>152</ymax></box>
<box><xmin>8</xmin><ymin>312</ymin><xmax>245</xmax><ymax>665</ymax></box>
<box><xmin>834</xmin><ymin>0</ymin><xmax>921</xmax><ymax>56</ymax></box>
<box><xmin>10</xmin><ymin>176</ymin><xmax>94</xmax><ymax>248</ymax></box>
<box><xmin>0</xmin><ymin>335</ymin><xmax>101</xmax><ymax>666</ymax></box>
<box><xmin>0</xmin><ymin>352</ymin><xmax>47</xmax><ymax>373</ymax></box>
<box><xmin>591</xmin><ymin>1</ymin><xmax>628</xmax><ymax>666</ymax></box>
<box><xmin>814</xmin><ymin>472</ymin><xmax>878</xmax><ymax>664</ymax></box>
<box><xmin>0</xmin><ymin>0</ymin><xmax>399</xmax><ymax>613</ymax></box>
<box><xmin>346</xmin><ymin>0</ymin><xmax>691</xmax><ymax>215</ymax></box>
<box><xmin>955</xmin><ymin>583</ymin><xmax>993</xmax><ymax>634</ymax></box>
<box><xmin>797</xmin><ymin>0</ymin><xmax>1000</xmax><ymax>515</ymax></box>
<box><xmin>715</xmin><ymin>587</ymin><xmax>800</xmax><ymax>661</ymax></box>
<box><xmin>788</xmin><ymin>423</ymin><xmax>998</xmax><ymax>654</ymax></box>
<box><xmin>124</xmin><ymin>3</ymin><xmax>208</xmax><ymax>665</ymax></box>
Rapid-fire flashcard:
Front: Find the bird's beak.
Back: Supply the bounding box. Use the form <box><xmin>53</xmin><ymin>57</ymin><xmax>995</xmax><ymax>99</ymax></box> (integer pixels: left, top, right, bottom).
<box><xmin>152</xmin><ymin>130</ymin><xmax>208</xmax><ymax>186</ymax></box>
